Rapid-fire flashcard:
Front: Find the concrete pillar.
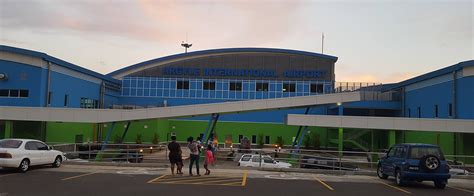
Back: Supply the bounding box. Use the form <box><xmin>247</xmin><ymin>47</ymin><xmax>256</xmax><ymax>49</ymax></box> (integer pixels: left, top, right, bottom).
<box><xmin>388</xmin><ymin>130</ymin><xmax>396</xmax><ymax>147</ymax></box>
<box><xmin>338</xmin><ymin>105</ymin><xmax>344</xmax><ymax>156</ymax></box>
<box><xmin>5</xmin><ymin>121</ymin><xmax>12</xmax><ymax>138</ymax></box>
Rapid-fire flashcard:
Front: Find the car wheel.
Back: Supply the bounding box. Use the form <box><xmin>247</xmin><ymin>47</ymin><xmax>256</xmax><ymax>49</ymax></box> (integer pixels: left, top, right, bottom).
<box><xmin>434</xmin><ymin>180</ymin><xmax>447</xmax><ymax>189</ymax></box>
<box><xmin>52</xmin><ymin>156</ymin><xmax>62</xmax><ymax>168</ymax></box>
<box><xmin>377</xmin><ymin>165</ymin><xmax>388</xmax><ymax>179</ymax></box>
<box><xmin>420</xmin><ymin>155</ymin><xmax>440</xmax><ymax>171</ymax></box>
<box><xmin>395</xmin><ymin>169</ymin><xmax>406</xmax><ymax>186</ymax></box>
<box><xmin>18</xmin><ymin>159</ymin><xmax>30</xmax><ymax>173</ymax></box>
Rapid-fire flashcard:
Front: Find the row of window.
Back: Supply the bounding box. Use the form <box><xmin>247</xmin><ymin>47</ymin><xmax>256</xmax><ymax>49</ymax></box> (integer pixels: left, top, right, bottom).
<box><xmin>0</xmin><ymin>89</ymin><xmax>29</xmax><ymax>98</ymax></box>
<box><xmin>407</xmin><ymin>103</ymin><xmax>453</xmax><ymax>118</ymax></box>
<box><xmin>239</xmin><ymin>135</ymin><xmax>271</xmax><ymax>144</ymax></box>
<box><xmin>177</xmin><ymin>80</ymin><xmax>324</xmax><ymax>93</ymax></box>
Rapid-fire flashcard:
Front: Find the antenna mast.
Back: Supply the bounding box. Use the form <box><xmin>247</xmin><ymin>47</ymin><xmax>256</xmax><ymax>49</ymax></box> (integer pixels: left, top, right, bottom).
<box><xmin>181</xmin><ymin>32</ymin><xmax>192</xmax><ymax>53</ymax></box>
<box><xmin>321</xmin><ymin>32</ymin><xmax>325</xmax><ymax>54</ymax></box>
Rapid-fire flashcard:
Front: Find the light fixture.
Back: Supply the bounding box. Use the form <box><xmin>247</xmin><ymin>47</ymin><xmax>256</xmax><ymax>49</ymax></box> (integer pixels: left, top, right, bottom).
<box><xmin>337</xmin><ymin>102</ymin><xmax>342</xmax><ymax>106</ymax></box>
<box><xmin>144</xmin><ymin>125</ymin><xmax>148</xmax><ymax>129</ymax></box>
<box><xmin>103</xmin><ymin>124</ymin><xmax>107</xmax><ymax>127</ymax></box>
<box><xmin>0</xmin><ymin>73</ymin><xmax>7</xmax><ymax>81</ymax></box>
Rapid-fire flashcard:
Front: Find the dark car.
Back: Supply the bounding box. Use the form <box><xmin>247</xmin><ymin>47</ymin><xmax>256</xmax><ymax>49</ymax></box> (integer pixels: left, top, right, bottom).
<box><xmin>377</xmin><ymin>144</ymin><xmax>450</xmax><ymax>189</ymax></box>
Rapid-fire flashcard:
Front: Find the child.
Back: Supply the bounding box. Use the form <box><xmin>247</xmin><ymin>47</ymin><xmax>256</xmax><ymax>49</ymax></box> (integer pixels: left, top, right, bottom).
<box><xmin>204</xmin><ymin>144</ymin><xmax>215</xmax><ymax>175</ymax></box>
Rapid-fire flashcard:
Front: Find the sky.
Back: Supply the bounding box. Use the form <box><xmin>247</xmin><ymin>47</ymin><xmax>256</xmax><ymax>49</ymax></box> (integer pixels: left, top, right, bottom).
<box><xmin>0</xmin><ymin>0</ymin><xmax>472</xmax><ymax>83</ymax></box>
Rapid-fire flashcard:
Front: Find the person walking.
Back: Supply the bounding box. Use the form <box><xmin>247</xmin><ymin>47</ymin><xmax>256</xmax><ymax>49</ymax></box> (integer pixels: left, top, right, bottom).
<box><xmin>168</xmin><ymin>136</ymin><xmax>183</xmax><ymax>175</ymax></box>
<box><xmin>204</xmin><ymin>144</ymin><xmax>215</xmax><ymax>175</ymax></box>
<box><xmin>187</xmin><ymin>136</ymin><xmax>200</xmax><ymax>176</ymax></box>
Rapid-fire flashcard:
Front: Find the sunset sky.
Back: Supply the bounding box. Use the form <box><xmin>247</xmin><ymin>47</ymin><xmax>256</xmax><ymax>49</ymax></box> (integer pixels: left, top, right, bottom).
<box><xmin>1</xmin><ymin>0</ymin><xmax>472</xmax><ymax>83</ymax></box>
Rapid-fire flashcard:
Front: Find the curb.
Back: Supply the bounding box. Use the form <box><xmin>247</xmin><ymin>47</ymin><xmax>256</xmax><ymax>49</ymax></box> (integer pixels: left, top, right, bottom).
<box><xmin>64</xmin><ymin>161</ymin><xmax>474</xmax><ymax>180</ymax></box>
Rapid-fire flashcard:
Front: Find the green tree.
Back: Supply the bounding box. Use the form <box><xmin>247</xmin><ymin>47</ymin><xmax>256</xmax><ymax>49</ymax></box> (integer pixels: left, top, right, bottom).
<box><xmin>152</xmin><ymin>132</ymin><xmax>159</xmax><ymax>144</ymax></box>
<box><xmin>276</xmin><ymin>136</ymin><xmax>284</xmax><ymax>147</ymax></box>
<box><xmin>135</xmin><ymin>134</ymin><xmax>142</xmax><ymax>144</ymax></box>
<box><xmin>303</xmin><ymin>134</ymin><xmax>311</xmax><ymax>149</ymax></box>
<box><xmin>113</xmin><ymin>134</ymin><xmax>122</xmax><ymax>144</ymax></box>
<box><xmin>311</xmin><ymin>133</ymin><xmax>321</xmax><ymax>149</ymax></box>
<box><xmin>257</xmin><ymin>134</ymin><xmax>264</xmax><ymax>148</ymax></box>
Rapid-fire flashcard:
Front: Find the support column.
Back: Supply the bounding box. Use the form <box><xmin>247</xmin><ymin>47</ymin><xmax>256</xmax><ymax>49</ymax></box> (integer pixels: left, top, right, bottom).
<box><xmin>5</xmin><ymin>121</ymin><xmax>12</xmax><ymax>138</ymax></box>
<box><xmin>388</xmin><ymin>130</ymin><xmax>396</xmax><ymax>147</ymax></box>
<box><xmin>338</xmin><ymin>128</ymin><xmax>344</xmax><ymax>156</ymax></box>
<box><xmin>338</xmin><ymin>104</ymin><xmax>344</xmax><ymax>156</ymax></box>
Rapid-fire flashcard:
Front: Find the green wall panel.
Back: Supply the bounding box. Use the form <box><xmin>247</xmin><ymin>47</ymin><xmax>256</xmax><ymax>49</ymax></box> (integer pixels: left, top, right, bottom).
<box><xmin>46</xmin><ymin>122</ymin><xmax>94</xmax><ymax>143</ymax></box>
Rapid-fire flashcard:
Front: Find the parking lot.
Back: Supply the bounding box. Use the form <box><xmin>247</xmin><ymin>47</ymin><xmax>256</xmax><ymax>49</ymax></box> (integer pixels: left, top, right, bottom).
<box><xmin>0</xmin><ymin>165</ymin><xmax>473</xmax><ymax>196</ymax></box>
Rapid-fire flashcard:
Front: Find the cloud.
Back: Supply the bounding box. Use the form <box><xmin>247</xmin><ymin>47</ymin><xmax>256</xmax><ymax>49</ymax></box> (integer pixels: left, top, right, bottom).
<box><xmin>1</xmin><ymin>0</ymin><xmax>305</xmax><ymax>46</ymax></box>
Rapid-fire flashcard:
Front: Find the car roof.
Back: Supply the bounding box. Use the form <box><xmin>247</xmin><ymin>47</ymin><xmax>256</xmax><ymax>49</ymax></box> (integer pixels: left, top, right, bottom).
<box><xmin>393</xmin><ymin>143</ymin><xmax>439</xmax><ymax>147</ymax></box>
<box><xmin>0</xmin><ymin>138</ymin><xmax>42</xmax><ymax>143</ymax></box>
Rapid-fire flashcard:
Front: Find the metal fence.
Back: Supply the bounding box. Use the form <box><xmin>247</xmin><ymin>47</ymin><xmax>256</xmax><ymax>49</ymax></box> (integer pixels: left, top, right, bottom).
<box><xmin>50</xmin><ymin>143</ymin><xmax>472</xmax><ymax>176</ymax></box>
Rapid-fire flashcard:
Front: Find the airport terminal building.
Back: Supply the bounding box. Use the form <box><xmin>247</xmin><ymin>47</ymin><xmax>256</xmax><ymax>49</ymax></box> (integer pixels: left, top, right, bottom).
<box><xmin>0</xmin><ymin>45</ymin><xmax>473</xmax><ymax>159</ymax></box>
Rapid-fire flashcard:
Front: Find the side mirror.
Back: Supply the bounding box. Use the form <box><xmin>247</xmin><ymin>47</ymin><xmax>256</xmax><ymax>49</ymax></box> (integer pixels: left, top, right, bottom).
<box><xmin>48</xmin><ymin>146</ymin><xmax>53</xmax><ymax>150</ymax></box>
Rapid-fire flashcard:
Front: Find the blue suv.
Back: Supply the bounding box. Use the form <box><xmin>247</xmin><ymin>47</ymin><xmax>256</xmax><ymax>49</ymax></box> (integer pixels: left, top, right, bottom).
<box><xmin>377</xmin><ymin>143</ymin><xmax>450</xmax><ymax>189</ymax></box>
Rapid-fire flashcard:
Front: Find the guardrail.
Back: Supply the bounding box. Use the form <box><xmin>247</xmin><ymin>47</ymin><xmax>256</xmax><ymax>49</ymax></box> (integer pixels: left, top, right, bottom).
<box><xmin>50</xmin><ymin>143</ymin><xmax>472</xmax><ymax>176</ymax></box>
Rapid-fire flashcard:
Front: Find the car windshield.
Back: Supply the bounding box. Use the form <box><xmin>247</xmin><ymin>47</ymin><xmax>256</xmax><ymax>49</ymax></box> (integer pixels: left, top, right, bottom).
<box><xmin>409</xmin><ymin>146</ymin><xmax>445</xmax><ymax>160</ymax></box>
<box><xmin>0</xmin><ymin>139</ymin><xmax>23</xmax><ymax>148</ymax></box>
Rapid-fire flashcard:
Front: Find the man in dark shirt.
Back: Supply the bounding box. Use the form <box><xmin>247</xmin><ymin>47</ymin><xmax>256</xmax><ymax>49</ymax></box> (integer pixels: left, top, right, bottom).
<box><xmin>168</xmin><ymin>136</ymin><xmax>182</xmax><ymax>175</ymax></box>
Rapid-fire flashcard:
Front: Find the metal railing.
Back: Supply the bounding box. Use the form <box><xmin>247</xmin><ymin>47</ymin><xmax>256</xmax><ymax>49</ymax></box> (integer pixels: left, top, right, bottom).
<box><xmin>50</xmin><ymin>142</ymin><xmax>472</xmax><ymax>176</ymax></box>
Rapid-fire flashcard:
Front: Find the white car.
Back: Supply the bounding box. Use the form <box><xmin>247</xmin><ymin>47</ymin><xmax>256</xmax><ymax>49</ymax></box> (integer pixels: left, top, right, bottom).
<box><xmin>238</xmin><ymin>154</ymin><xmax>291</xmax><ymax>168</ymax></box>
<box><xmin>0</xmin><ymin>139</ymin><xmax>64</xmax><ymax>172</ymax></box>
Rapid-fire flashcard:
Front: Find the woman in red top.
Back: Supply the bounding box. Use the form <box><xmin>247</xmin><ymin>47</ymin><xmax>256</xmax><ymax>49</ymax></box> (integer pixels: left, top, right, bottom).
<box><xmin>204</xmin><ymin>144</ymin><xmax>215</xmax><ymax>175</ymax></box>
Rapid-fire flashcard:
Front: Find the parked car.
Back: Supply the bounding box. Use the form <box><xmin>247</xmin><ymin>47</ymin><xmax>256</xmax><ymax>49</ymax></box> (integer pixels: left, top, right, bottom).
<box><xmin>0</xmin><ymin>139</ymin><xmax>64</xmax><ymax>172</ymax></box>
<box><xmin>377</xmin><ymin>143</ymin><xmax>450</xmax><ymax>189</ymax></box>
<box><xmin>238</xmin><ymin>154</ymin><xmax>291</xmax><ymax>168</ymax></box>
<box><xmin>300</xmin><ymin>155</ymin><xmax>359</xmax><ymax>171</ymax></box>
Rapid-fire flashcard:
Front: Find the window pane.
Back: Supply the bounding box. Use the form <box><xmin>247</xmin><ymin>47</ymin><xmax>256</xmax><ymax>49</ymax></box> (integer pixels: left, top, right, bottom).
<box><xmin>19</xmin><ymin>90</ymin><xmax>29</xmax><ymax>97</ymax></box>
<box><xmin>256</xmin><ymin>83</ymin><xmax>268</xmax><ymax>91</ymax></box>
<box><xmin>203</xmin><ymin>81</ymin><xmax>216</xmax><ymax>90</ymax></box>
<box><xmin>177</xmin><ymin>80</ymin><xmax>189</xmax><ymax>89</ymax></box>
<box><xmin>230</xmin><ymin>82</ymin><xmax>242</xmax><ymax>91</ymax></box>
<box><xmin>9</xmin><ymin>89</ymin><xmax>19</xmax><ymax>97</ymax></box>
<box><xmin>283</xmin><ymin>83</ymin><xmax>295</xmax><ymax>92</ymax></box>
<box><xmin>0</xmin><ymin>89</ymin><xmax>8</xmax><ymax>97</ymax></box>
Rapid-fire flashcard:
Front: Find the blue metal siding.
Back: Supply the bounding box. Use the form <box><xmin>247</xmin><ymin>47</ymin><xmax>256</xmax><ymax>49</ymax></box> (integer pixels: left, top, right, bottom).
<box><xmin>0</xmin><ymin>60</ymin><xmax>45</xmax><ymax>106</ymax></box>
<box><xmin>49</xmin><ymin>71</ymin><xmax>101</xmax><ymax>108</ymax></box>
<box><xmin>456</xmin><ymin>76</ymin><xmax>474</xmax><ymax>119</ymax></box>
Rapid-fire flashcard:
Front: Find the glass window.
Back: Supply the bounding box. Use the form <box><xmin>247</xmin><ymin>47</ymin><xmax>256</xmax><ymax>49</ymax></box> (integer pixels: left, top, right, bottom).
<box><xmin>251</xmin><ymin>156</ymin><xmax>261</xmax><ymax>163</ymax></box>
<box><xmin>265</xmin><ymin>136</ymin><xmax>270</xmax><ymax>144</ymax></box>
<box><xmin>256</xmin><ymin>82</ymin><xmax>269</xmax><ymax>92</ymax></box>
<box><xmin>35</xmin><ymin>142</ymin><xmax>49</xmax><ymax>150</ymax></box>
<box><xmin>409</xmin><ymin>147</ymin><xmax>444</xmax><ymax>160</ymax></box>
<box><xmin>177</xmin><ymin>80</ymin><xmax>189</xmax><ymax>90</ymax></box>
<box><xmin>418</xmin><ymin>107</ymin><xmax>421</xmax><ymax>118</ymax></box>
<box><xmin>25</xmin><ymin>142</ymin><xmax>38</xmax><ymax>150</ymax></box>
<box><xmin>251</xmin><ymin>135</ymin><xmax>257</xmax><ymax>144</ymax></box>
<box><xmin>283</xmin><ymin>83</ymin><xmax>296</xmax><ymax>92</ymax></box>
<box><xmin>64</xmin><ymin>94</ymin><xmax>69</xmax><ymax>107</ymax></box>
<box><xmin>0</xmin><ymin>139</ymin><xmax>22</xmax><ymax>148</ymax></box>
<box><xmin>80</xmin><ymin>98</ymin><xmax>98</xmax><ymax>108</ymax></box>
<box><xmin>203</xmin><ymin>81</ymin><xmax>216</xmax><ymax>90</ymax></box>
<box><xmin>394</xmin><ymin>147</ymin><xmax>407</xmax><ymax>158</ymax></box>
<box><xmin>9</xmin><ymin>89</ymin><xmax>19</xmax><ymax>97</ymax></box>
<box><xmin>230</xmin><ymin>82</ymin><xmax>242</xmax><ymax>91</ymax></box>
<box><xmin>19</xmin><ymin>90</ymin><xmax>28</xmax><ymax>97</ymax></box>
<box><xmin>448</xmin><ymin>103</ymin><xmax>453</xmax><ymax>117</ymax></box>
<box><xmin>435</xmin><ymin>105</ymin><xmax>438</xmax><ymax>118</ymax></box>
<box><xmin>0</xmin><ymin>89</ymin><xmax>8</xmax><ymax>97</ymax></box>
<box><xmin>263</xmin><ymin>157</ymin><xmax>274</xmax><ymax>163</ymax></box>
<box><xmin>387</xmin><ymin>147</ymin><xmax>396</xmax><ymax>157</ymax></box>
<box><xmin>310</xmin><ymin>84</ymin><xmax>324</xmax><ymax>93</ymax></box>
<box><xmin>241</xmin><ymin>155</ymin><xmax>252</xmax><ymax>162</ymax></box>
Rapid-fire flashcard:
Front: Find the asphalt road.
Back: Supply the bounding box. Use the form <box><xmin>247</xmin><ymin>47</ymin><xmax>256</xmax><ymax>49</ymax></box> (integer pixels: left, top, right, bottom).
<box><xmin>0</xmin><ymin>166</ymin><xmax>473</xmax><ymax>196</ymax></box>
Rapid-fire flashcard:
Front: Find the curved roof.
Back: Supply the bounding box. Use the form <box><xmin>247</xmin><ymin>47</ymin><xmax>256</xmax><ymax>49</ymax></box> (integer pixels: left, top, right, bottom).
<box><xmin>0</xmin><ymin>45</ymin><xmax>120</xmax><ymax>84</ymax></box>
<box><xmin>107</xmin><ymin>47</ymin><xmax>338</xmax><ymax>78</ymax></box>
<box><xmin>382</xmin><ymin>60</ymin><xmax>474</xmax><ymax>91</ymax></box>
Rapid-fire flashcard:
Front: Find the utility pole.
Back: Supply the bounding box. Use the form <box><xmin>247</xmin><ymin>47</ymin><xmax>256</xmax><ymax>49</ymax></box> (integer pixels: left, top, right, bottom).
<box><xmin>181</xmin><ymin>32</ymin><xmax>192</xmax><ymax>53</ymax></box>
<box><xmin>321</xmin><ymin>32</ymin><xmax>325</xmax><ymax>54</ymax></box>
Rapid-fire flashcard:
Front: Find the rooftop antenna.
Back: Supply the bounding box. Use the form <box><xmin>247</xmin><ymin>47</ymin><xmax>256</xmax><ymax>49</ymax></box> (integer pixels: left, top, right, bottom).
<box><xmin>321</xmin><ymin>32</ymin><xmax>325</xmax><ymax>54</ymax></box>
<box><xmin>181</xmin><ymin>32</ymin><xmax>192</xmax><ymax>53</ymax></box>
